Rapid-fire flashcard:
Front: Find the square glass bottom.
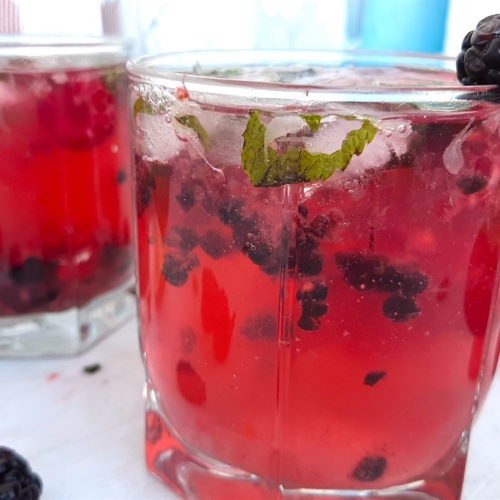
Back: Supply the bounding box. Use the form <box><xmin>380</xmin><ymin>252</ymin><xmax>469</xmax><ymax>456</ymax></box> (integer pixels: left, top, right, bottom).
<box><xmin>144</xmin><ymin>384</ymin><xmax>469</xmax><ymax>500</ymax></box>
<box><xmin>0</xmin><ymin>280</ymin><xmax>135</xmax><ymax>357</ymax></box>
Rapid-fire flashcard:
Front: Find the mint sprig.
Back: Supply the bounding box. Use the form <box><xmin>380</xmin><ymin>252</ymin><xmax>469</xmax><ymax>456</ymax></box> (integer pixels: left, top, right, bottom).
<box><xmin>175</xmin><ymin>115</ymin><xmax>210</xmax><ymax>151</ymax></box>
<box><xmin>300</xmin><ymin>114</ymin><xmax>321</xmax><ymax>132</ymax></box>
<box><xmin>241</xmin><ymin>111</ymin><xmax>378</xmax><ymax>187</ymax></box>
<box><xmin>133</xmin><ymin>96</ymin><xmax>155</xmax><ymax>117</ymax></box>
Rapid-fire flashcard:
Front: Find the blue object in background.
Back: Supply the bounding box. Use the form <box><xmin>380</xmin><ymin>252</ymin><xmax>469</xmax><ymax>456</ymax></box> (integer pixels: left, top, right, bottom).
<box><xmin>359</xmin><ymin>0</ymin><xmax>449</xmax><ymax>53</ymax></box>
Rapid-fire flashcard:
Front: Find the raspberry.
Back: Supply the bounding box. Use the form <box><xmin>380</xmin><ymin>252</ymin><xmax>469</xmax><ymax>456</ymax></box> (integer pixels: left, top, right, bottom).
<box><xmin>0</xmin><ymin>447</ymin><xmax>42</xmax><ymax>500</ymax></box>
<box><xmin>353</xmin><ymin>455</ymin><xmax>387</xmax><ymax>482</ymax></box>
<box><xmin>457</xmin><ymin>15</ymin><xmax>500</xmax><ymax>85</ymax></box>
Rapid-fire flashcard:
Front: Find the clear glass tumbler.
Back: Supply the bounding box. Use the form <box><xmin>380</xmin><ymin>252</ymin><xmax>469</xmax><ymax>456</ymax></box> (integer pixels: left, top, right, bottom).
<box><xmin>0</xmin><ymin>38</ymin><xmax>135</xmax><ymax>356</ymax></box>
<box><xmin>128</xmin><ymin>50</ymin><xmax>500</xmax><ymax>499</ymax></box>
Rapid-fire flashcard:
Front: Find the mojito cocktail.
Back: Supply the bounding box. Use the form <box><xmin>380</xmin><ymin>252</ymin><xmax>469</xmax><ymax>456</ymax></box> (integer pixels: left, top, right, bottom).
<box><xmin>129</xmin><ymin>51</ymin><xmax>500</xmax><ymax>499</ymax></box>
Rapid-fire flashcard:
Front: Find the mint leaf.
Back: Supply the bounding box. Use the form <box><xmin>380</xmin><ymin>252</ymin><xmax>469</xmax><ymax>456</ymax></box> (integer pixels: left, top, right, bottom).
<box><xmin>241</xmin><ymin>111</ymin><xmax>378</xmax><ymax>187</ymax></box>
<box><xmin>133</xmin><ymin>96</ymin><xmax>155</xmax><ymax>118</ymax></box>
<box><xmin>300</xmin><ymin>114</ymin><xmax>321</xmax><ymax>132</ymax></box>
<box><xmin>175</xmin><ymin>115</ymin><xmax>210</xmax><ymax>151</ymax></box>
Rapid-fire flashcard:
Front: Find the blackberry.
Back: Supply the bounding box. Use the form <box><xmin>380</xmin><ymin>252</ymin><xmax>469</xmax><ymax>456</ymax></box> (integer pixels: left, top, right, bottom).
<box><xmin>115</xmin><ymin>168</ymin><xmax>127</xmax><ymax>184</ymax></box>
<box><xmin>353</xmin><ymin>455</ymin><xmax>387</xmax><ymax>482</ymax></box>
<box><xmin>309</xmin><ymin>213</ymin><xmax>332</xmax><ymax>239</ymax></box>
<box><xmin>176</xmin><ymin>184</ymin><xmax>196</xmax><ymax>211</ymax></box>
<box><xmin>297</xmin><ymin>314</ymin><xmax>321</xmax><ymax>331</ymax></box>
<box><xmin>298</xmin><ymin>204</ymin><xmax>309</xmax><ymax>218</ymax></box>
<box><xmin>383</xmin><ymin>294</ymin><xmax>420</xmax><ymax>322</ymax></box>
<box><xmin>0</xmin><ymin>447</ymin><xmax>42</xmax><ymax>500</ymax></box>
<box><xmin>457</xmin><ymin>15</ymin><xmax>500</xmax><ymax>85</ymax></box>
<box><xmin>199</xmin><ymin>231</ymin><xmax>230</xmax><ymax>259</ymax></box>
<box><xmin>243</xmin><ymin>230</ymin><xmax>273</xmax><ymax>266</ymax></box>
<box><xmin>296</xmin><ymin>281</ymin><xmax>328</xmax><ymax>331</ymax></box>
<box><xmin>135</xmin><ymin>155</ymin><xmax>156</xmax><ymax>217</ymax></box>
<box><xmin>364</xmin><ymin>371</ymin><xmax>386</xmax><ymax>387</ymax></box>
<box><xmin>297</xmin><ymin>251</ymin><xmax>323</xmax><ymax>276</ymax></box>
<box><xmin>162</xmin><ymin>252</ymin><xmax>199</xmax><ymax>286</ymax></box>
<box><xmin>457</xmin><ymin>175</ymin><xmax>488</xmax><ymax>195</ymax></box>
<box><xmin>218</xmin><ymin>199</ymin><xmax>245</xmax><ymax>227</ymax></box>
<box><xmin>241</xmin><ymin>314</ymin><xmax>277</xmax><ymax>340</ymax></box>
<box><xmin>166</xmin><ymin>227</ymin><xmax>199</xmax><ymax>252</ymax></box>
<box><xmin>9</xmin><ymin>257</ymin><xmax>52</xmax><ymax>284</ymax></box>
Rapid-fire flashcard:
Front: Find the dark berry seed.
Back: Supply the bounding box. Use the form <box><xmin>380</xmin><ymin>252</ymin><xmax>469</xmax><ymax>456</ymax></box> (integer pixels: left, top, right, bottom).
<box><xmin>0</xmin><ymin>447</ymin><xmax>42</xmax><ymax>500</ymax></box>
<box><xmin>383</xmin><ymin>295</ymin><xmax>419</xmax><ymax>322</ymax></box>
<box><xmin>457</xmin><ymin>175</ymin><xmax>488</xmax><ymax>195</ymax></box>
<box><xmin>115</xmin><ymin>169</ymin><xmax>127</xmax><ymax>184</ymax></box>
<box><xmin>176</xmin><ymin>185</ymin><xmax>196</xmax><ymax>211</ymax></box>
<box><xmin>302</xmin><ymin>300</ymin><xmax>328</xmax><ymax>318</ymax></box>
<box><xmin>364</xmin><ymin>371</ymin><xmax>386</xmax><ymax>386</ymax></box>
<box><xmin>241</xmin><ymin>314</ymin><xmax>277</xmax><ymax>340</ymax></box>
<box><xmin>310</xmin><ymin>213</ymin><xmax>332</xmax><ymax>239</ymax></box>
<box><xmin>162</xmin><ymin>253</ymin><xmax>199</xmax><ymax>286</ymax></box>
<box><xmin>353</xmin><ymin>456</ymin><xmax>387</xmax><ymax>482</ymax></box>
<box><xmin>298</xmin><ymin>204</ymin><xmax>309</xmax><ymax>218</ymax></box>
<box><xmin>297</xmin><ymin>314</ymin><xmax>320</xmax><ymax>331</ymax></box>
<box><xmin>298</xmin><ymin>252</ymin><xmax>323</xmax><ymax>276</ymax></box>
<box><xmin>199</xmin><ymin>231</ymin><xmax>230</xmax><ymax>259</ymax></box>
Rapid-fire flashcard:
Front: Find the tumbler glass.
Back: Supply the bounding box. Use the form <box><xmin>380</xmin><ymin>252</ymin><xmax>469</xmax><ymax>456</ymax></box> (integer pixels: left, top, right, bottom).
<box><xmin>0</xmin><ymin>38</ymin><xmax>135</xmax><ymax>356</ymax></box>
<box><xmin>128</xmin><ymin>50</ymin><xmax>500</xmax><ymax>499</ymax></box>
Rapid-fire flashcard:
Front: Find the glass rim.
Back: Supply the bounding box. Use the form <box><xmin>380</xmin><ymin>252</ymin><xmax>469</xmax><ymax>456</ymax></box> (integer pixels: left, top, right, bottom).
<box><xmin>0</xmin><ymin>36</ymin><xmax>128</xmax><ymax>71</ymax></box>
<box><xmin>127</xmin><ymin>49</ymin><xmax>498</xmax><ymax>103</ymax></box>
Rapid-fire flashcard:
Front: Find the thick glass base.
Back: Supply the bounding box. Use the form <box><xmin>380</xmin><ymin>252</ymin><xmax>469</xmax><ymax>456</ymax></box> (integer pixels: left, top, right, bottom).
<box><xmin>144</xmin><ymin>384</ymin><xmax>468</xmax><ymax>500</ymax></box>
<box><xmin>0</xmin><ymin>281</ymin><xmax>135</xmax><ymax>357</ymax></box>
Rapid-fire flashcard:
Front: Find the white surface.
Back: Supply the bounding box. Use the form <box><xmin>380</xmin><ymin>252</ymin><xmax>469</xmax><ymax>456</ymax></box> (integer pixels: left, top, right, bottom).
<box><xmin>1</xmin><ymin>318</ymin><xmax>499</xmax><ymax>499</ymax></box>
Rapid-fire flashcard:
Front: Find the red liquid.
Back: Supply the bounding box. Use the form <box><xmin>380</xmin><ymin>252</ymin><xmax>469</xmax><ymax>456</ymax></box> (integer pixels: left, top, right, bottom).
<box><xmin>134</xmin><ymin>100</ymin><xmax>500</xmax><ymax>494</ymax></box>
<box><xmin>0</xmin><ymin>65</ymin><xmax>133</xmax><ymax>315</ymax></box>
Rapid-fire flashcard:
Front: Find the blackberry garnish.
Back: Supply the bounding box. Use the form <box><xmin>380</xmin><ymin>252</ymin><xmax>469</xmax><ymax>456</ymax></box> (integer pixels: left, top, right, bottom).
<box><xmin>457</xmin><ymin>14</ymin><xmax>500</xmax><ymax>85</ymax></box>
<box><xmin>353</xmin><ymin>455</ymin><xmax>387</xmax><ymax>482</ymax></box>
<box><xmin>241</xmin><ymin>314</ymin><xmax>277</xmax><ymax>340</ymax></box>
<box><xmin>383</xmin><ymin>294</ymin><xmax>420</xmax><ymax>322</ymax></box>
<box><xmin>457</xmin><ymin>175</ymin><xmax>488</xmax><ymax>195</ymax></box>
<box><xmin>243</xmin><ymin>230</ymin><xmax>273</xmax><ymax>266</ymax></box>
<box><xmin>199</xmin><ymin>231</ymin><xmax>230</xmax><ymax>259</ymax></box>
<box><xmin>0</xmin><ymin>447</ymin><xmax>42</xmax><ymax>500</ymax></box>
<box><xmin>176</xmin><ymin>184</ymin><xmax>196</xmax><ymax>211</ymax></box>
<box><xmin>162</xmin><ymin>252</ymin><xmax>199</xmax><ymax>286</ymax></box>
<box><xmin>364</xmin><ymin>371</ymin><xmax>386</xmax><ymax>387</ymax></box>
